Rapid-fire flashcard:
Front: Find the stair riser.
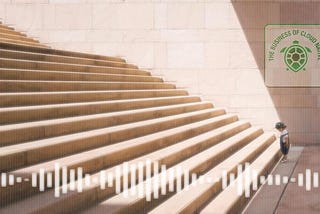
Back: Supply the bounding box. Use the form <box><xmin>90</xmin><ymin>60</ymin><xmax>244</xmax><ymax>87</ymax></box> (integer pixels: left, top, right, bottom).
<box><xmin>0</xmin><ymin>28</ymin><xmax>26</xmax><ymax>37</ymax></box>
<box><xmin>0</xmin><ymin>69</ymin><xmax>160</xmax><ymax>82</ymax></box>
<box><xmin>0</xmin><ymin>38</ymin><xmax>46</xmax><ymax>48</ymax></box>
<box><xmin>0</xmin><ymin>81</ymin><xmax>175</xmax><ymax>92</ymax></box>
<box><xmin>0</xmin><ymin>103</ymin><xmax>213</xmax><ymax>147</ymax></box>
<box><xmin>0</xmin><ymin>25</ymin><xmax>15</xmax><ymax>31</ymax></box>
<box><xmin>0</xmin><ymin>110</ymin><xmax>223</xmax><ymax>171</ymax></box>
<box><xmin>0</xmin><ymin>90</ymin><xmax>188</xmax><ymax>107</ymax></box>
<box><xmin>0</xmin><ymin>58</ymin><xmax>146</xmax><ymax>75</ymax></box>
<box><xmin>0</xmin><ymin>58</ymin><xmax>150</xmax><ymax>76</ymax></box>
<box><xmin>0</xmin><ymin>50</ymin><xmax>137</xmax><ymax>69</ymax></box>
<box><xmin>1</xmin><ymin>116</ymin><xmax>237</xmax><ymax>206</ymax></box>
<box><xmin>0</xmin><ymin>34</ymin><xmax>38</xmax><ymax>43</ymax></box>
<box><xmin>0</xmin><ymin>97</ymin><xmax>200</xmax><ymax>125</ymax></box>
<box><xmin>179</xmin><ymin>136</ymin><xmax>277</xmax><ymax>214</ymax></box>
<box><xmin>0</xmin><ymin>42</ymin><xmax>125</xmax><ymax>62</ymax></box>
<box><xmin>160</xmin><ymin>127</ymin><xmax>261</xmax><ymax>169</ymax></box>
<box><xmin>113</xmin><ymin>131</ymin><xmax>267</xmax><ymax>214</ymax></box>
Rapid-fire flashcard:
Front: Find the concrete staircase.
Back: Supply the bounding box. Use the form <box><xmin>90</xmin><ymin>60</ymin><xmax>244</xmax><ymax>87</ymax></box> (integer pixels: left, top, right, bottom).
<box><xmin>0</xmin><ymin>23</ymin><xmax>281</xmax><ymax>214</ymax></box>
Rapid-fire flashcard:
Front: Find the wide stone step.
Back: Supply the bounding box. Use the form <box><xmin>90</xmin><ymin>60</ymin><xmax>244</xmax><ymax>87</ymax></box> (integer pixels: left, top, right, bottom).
<box><xmin>0</xmin><ymin>89</ymin><xmax>189</xmax><ymax>107</ymax></box>
<box><xmin>0</xmin><ymin>80</ymin><xmax>175</xmax><ymax>92</ymax></box>
<box><xmin>0</xmin><ymin>49</ymin><xmax>137</xmax><ymax>69</ymax></box>
<box><xmin>0</xmin><ymin>24</ymin><xmax>15</xmax><ymax>31</ymax></box>
<box><xmin>0</xmin><ymin>119</ymin><xmax>245</xmax><ymax>207</ymax></box>
<box><xmin>0</xmin><ymin>69</ymin><xmax>156</xmax><ymax>82</ymax></box>
<box><xmin>0</xmin><ymin>33</ymin><xmax>39</xmax><ymax>43</ymax></box>
<box><xmin>0</xmin><ymin>108</ymin><xmax>226</xmax><ymax>171</ymax></box>
<box><xmin>0</xmin><ymin>119</ymin><xmax>244</xmax><ymax>213</ymax></box>
<box><xmin>83</xmin><ymin>128</ymin><xmax>267</xmax><ymax>214</ymax></box>
<box><xmin>0</xmin><ymin>41</ymin><xmax>126</xmax><ymax>62</ymax></box>
<box><xmin>149</xmin><ymin>133</ymin><xmax>277</xmax><ymax>214</ymax></box>
<box><xmin>0</xmin><ymin>58</ymin><xmax>150</xmax><ymax>76</ymax></box>
<box><xmin>0</xmin><ymin>27</ymin><xmax>27</xmax><ymax>37</ymax></box>
<box><xmin>200</xmin><ymin>141</ymin><xmax>281</xmax><ymax>214</ymax></box>
<box><xmin>0</xmin><ymin>96</ymin><xmax>199</xmax><ymax>125</ymax></box>
<box><xmin>0</xmin><ymin>38</ymin><xmax>47</xmax><ymax>48</ymax></box>
<box><xmin>0</xmin><ymin>102</ymin><xmax>213</xmax><ymax>147</ymax></box>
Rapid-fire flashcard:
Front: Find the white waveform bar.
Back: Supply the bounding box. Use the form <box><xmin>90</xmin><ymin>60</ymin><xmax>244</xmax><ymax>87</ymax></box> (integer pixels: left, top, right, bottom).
<box><xmin>176</xmin><ymin>166</ymin><xmax>182</xmax><ymax>194</ymax></box>
<box><xmin>47</xmin><ymin>172</ymin><xmax>52</xmax><ymax>188</ymax></box>
<box><xmin>16</xmin><ymin>177</ymin><xmax>22</xmax><ymax>183</ymax></box>
<box><xmin>54</xmin><ymin>163</ymin><xmax>60</xmax><ymax>197</ymax></box>
<box><xmin>100</xmin><ymin>170</ymin><xmax>106</xmax><ymax>190</ymax></box>
<box><xmin>184</xmin><ymin>169</ymin><xmax>189</xmax><ymax>191</ymax></box>
<box><xmin>168</xmin><ymin>168</ymin><xmax>174</xmax><ymax>192</ymax></box>
<box><xmin>275</xmin><ymin>174</ymin><xmax>281</xmax><ymax>186</ymax></box>
<box><xmin>298</xmin><ymin>173</ymin><xmax>303</xmax><ymax>187</ymax></box>
<box><xmin>130</xmin><ymin>165</ymin><xmax>136</xmax><ymax>196</ymax></box>
<box><xmin>306</xmin><ymin>169</ymin><xmax>311</xmax><ymax>191</ymax></box>
<box><xmin>108</xmin><ymin>172</ymin><xmax>113</xmax><ymax>188</ymax></box>
<box><xmin>267</xmin><ymin>174</ymin><xmax>273</xmax><ymax>186</ymax></box>
<box><xmin>62</xmin><ymin>167</ymin><xmax>68</xmax><ymax>193</ymax></box>
<box><xmin>161</xmin><ymin>165</ymin><xmax>166</xmax><ymax>195</ymax></box>
<box><xmin>252</xmin><ymin>170</ymin><xmax>258</xmax><ymax>191</ymax></box>
<box><xmin>115</xmin><ymin>165</ymin><xmax>121</xmax><ymax>194</ymax></box>
<box><xmin>191</xmin><ymin>173</ymin><xmax>197</xmax><ymax>186</ymax></box>
<box><xmin>1</xmin><ymin>173</ymin><xmax>6</xmax><ymax>187</ymax></box>
<box><xmin>32</xmin><ymin>172</ymin><xmax>37</xmax><ymax>188</ymax></box>
<box><xmin>153</xmin><ymin>162</ymin><xmax>159</xmax><ymax>199</ymax></box>
<box><xmin>230</xmin><ymin>173</ymin><xmax>235</xmax><ymax>187</ymax></box>
<box><xmin>260</xmin><ymin>175</ymin><xmax>265</xmax><ymax>185</ymax></box>
<box><xmin>138</xmin><ymin>162</ymin><xmax>144</xmax><ymax>198</ymax></box>
<box><xmin>146</xmin><ymin>159</ymin><xmax>151</xmax><ymax>201</ymax></box>
<box><xmin>9</xmin><ymin>174</ymin><xmax>14</xmax><ymax>186</ymax></box>
<box><xmin>85</xmin><ymin>174</ymin><xmax>91</xmax><ymax>187</ymax></box>
<box><xmin>123</xmin><ymin>162</ymin><xmax>129</xmax><ymax>198</ymax></box>
<box><xmin>313</xmin><ymin>172</ymin><xmax>319</xmax><ymax>188</ymax></box>
<box><xmin>77</xmin><ymin>167</ymin><xmax>83</xmax><ymax>193</ymax></box>
<box><xmin>237</xmin><ymin>164</ymin><xmax>243</xmax><ymax>196</ymax></box>
<box><xmin>222</xmin><ymin>170</ymin><xmax>227</xmax><ymax>189</ymax></box>
<box><xmin>69</xmin><ymin>169</ymin><xmax>75</xmax><ymax>191</ymax></box>
<box><xmin>39</xmin><ymin>168</ymin><xmax>45</xmax><ymax>192</ymax></box>
<box><xmin>244</xmin><ymin>163</ymin><xmax>251</xmax><ymax>198</ymax></box>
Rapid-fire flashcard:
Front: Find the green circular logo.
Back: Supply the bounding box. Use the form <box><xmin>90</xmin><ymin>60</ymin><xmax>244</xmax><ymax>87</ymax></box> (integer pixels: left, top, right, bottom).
<box><xmin>280</xmin><ymin>40</ymin><xmax>312</xmax><ymax>72</ymax></box>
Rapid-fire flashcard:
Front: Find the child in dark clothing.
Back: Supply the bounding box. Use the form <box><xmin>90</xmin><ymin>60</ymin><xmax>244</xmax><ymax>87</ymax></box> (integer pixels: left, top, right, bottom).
<box><xmin>275</xmin><ymin>122</ymin><xmax>290</xmax><ymax>163</ymax></box>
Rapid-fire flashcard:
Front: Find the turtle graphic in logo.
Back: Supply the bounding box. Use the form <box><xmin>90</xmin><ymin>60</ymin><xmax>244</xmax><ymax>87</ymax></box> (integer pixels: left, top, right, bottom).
<box><xmin>280</xmin><ymin>40</ymin><xmax>312</xmax><ymax>72</ymax></box>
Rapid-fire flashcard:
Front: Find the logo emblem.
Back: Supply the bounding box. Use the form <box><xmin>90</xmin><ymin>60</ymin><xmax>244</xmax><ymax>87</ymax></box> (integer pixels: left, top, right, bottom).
<box><xmin>280</xmin><ymin>40</ymin><xmax>312</xmax><ymax>72</ymax></box>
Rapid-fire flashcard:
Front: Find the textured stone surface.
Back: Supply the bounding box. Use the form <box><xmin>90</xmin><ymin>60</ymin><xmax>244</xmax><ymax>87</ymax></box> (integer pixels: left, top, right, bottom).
<box><xmin>276</xmin><ymin>146</ymin><xmax>320</xmax><ymax>214</ymax></box>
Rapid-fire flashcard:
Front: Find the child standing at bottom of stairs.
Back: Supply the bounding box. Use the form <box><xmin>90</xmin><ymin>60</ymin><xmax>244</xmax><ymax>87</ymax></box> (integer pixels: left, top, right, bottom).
<box><xmin>275</xmin><ymin>122</ymin><xmax>290</xmax><ymax>163</ymax></box>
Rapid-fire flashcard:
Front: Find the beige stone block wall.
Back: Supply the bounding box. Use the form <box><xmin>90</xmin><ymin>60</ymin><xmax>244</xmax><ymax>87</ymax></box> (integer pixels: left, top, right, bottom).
<box><xmin>167</xmin><ymin>3</ymin><xmax>204</xmax><ymax>29</ymax></box>
<box><xmin>1</xmin><ymin>0</ymin><xmax>320</xmax><ymax>144</ymax></box>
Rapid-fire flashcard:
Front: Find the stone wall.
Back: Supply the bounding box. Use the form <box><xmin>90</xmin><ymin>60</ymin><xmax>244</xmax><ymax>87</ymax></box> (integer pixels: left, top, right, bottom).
<box><xmin>1</xmin><ymin>0</ymin><xmax>320</xmax><ymax>144</ymax></box>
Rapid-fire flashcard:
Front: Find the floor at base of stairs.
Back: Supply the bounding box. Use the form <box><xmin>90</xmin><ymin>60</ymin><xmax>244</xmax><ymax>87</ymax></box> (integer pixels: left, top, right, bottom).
<box><xmin>243</xmin><ymin>146</ymin><xmax>304</xmax><ymax>214</ymax></box>
<box><xmin>275</xmin><ymin>146</ymin><xmax>320</xmax><ymax>214</ymax></box>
